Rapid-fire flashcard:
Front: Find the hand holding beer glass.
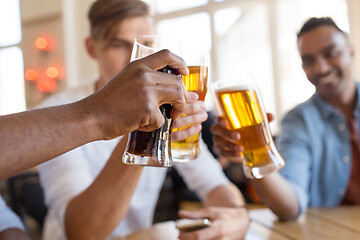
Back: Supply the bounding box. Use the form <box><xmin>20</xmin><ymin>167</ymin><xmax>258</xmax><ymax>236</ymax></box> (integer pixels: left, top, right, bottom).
<box><xmin>122</xmin><ymin>35</ymin><xmax>182</xmax><ymax>167</ymax></box>
<box><xmin>212</xmin><ymin>73</ymin><xmax>284</xmax><ymax>178</ymax></box>
<box><xmin>172</xmin><ymin>53</ymin><xmax>209</xmax><ymax>161</ymax></box>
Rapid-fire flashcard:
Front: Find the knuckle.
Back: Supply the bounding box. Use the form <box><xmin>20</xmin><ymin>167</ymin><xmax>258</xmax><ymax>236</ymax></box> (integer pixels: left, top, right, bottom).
<box><xmin>140</xmin><ymin>70</ymin><xmax>152</xmax><ymax>83</ymax></box>
<box><xmin>175</xmin><ymin>85</ymin><xmax>184</xmax><ymax>96</ymax></box>
<box><xmin>160</xmin><ymin>49</ymin><xmax>172</xmax><ymax>57</ymax></box>
<box><xmin>142</xmin><ymin>102</ymin><xmax>156</xmax><ymax>117</ymax></box>
<box><xmin>139</xmin><ymin>116</ymin><xmax>150</xmax><ymax>127</ymax></box>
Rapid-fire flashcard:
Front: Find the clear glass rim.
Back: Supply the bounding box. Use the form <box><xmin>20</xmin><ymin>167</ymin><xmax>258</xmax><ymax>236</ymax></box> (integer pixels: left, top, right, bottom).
<box><xmin>133</xmin><ymin>34</ymin><xmax>182</xmax><ymax>51</ymax></box>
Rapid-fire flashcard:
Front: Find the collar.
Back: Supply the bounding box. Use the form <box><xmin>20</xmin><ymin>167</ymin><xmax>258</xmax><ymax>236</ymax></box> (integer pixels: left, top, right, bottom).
<box><xmin>312</xmin><ymin>82</ymin><xmax>360</xmax><ymax>120</ymax></box>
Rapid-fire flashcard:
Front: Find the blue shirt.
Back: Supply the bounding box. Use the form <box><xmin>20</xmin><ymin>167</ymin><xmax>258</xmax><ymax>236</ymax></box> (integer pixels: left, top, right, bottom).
<box><xmin>0</xmin><ymin>195</ymin><xmax>24</xmax><ymax>232</ymax></box>
<box><xmin>276</xmin><ymin>83</ymin><xmax>360</xmax><ymax>215</ymax></box>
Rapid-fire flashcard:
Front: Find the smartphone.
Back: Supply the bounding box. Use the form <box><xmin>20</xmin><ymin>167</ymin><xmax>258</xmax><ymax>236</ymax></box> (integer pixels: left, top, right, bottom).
<box><xmin>175</xmin><ymin>218</ymin><xmax>212</xmax><ymax>232</ymax></box>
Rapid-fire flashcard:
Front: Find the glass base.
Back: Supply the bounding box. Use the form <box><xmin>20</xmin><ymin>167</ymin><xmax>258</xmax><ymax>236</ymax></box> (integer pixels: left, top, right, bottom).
<box><xmin>172</xmin><ymin>146</ymin><xmax>200</xmax><ymax>162</ymax></box>
<box><xmin>243</xmin><ymin>163</ymin><xmax>279</xmax><ymax>179</ymax></box>
<box><xmin>122</xmin><ymin>152</ymin><xmax>172</xmax><ymax>168</ymax></box>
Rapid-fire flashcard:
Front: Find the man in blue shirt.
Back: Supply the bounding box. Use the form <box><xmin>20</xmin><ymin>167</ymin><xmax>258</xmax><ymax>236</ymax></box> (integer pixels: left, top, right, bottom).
<box><xmin>211</xmin><ymin>17</ymin><xmax>360</xmax><ymax>220</ymax></box>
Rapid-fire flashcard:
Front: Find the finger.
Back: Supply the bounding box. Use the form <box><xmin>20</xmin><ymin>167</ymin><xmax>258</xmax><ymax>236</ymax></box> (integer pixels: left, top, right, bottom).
<box><xmin>171</xmin><ymin>92</ymin><xmax>198</xmax><ymax>120</ymax></box>
<box><xmin>171</xmin><ymin>124</ymin><xmax>202</xmax><ymax>142</ymax></box>
<box><xmin>152</xmin><ymin>84</ymin><xmax>186</xmax><ymax>120</ymax></box>
<box><xmin>210</xmin><ymin>125</ymin><xmax>240</xmax><ymax>143</ymax></box>
<box><xmin>173</xmin><ymin>112</ymin><xmax>208</xmax><ymax>129</ymax></box>
<box><xmin>178</xmin><ymin>227</ymin><xmax>214</xmax><ymax>240</ymax></box>
<box><xmin>267</xmin><ymin>112</ymin><xmax>275</xmax><ymax>123</ymax></box>
<box><xmin>142</xmin><ymin>67</ymin><xmax>189</xmax><ymax>111</ymax></box>
<box><xmin>186</xmin><ymin>92</ymin><xmax>199</xmax><ymax>103</ymax></box>
<box><xmin>178</xmin><ymin>209</ymin><xmax>217</xmax><ymax>220</ymax></box>
<box><xmin>140</xmin><ymin>49</ymin><xmax>189</xmax><ymax>76</ymax></box>
<box><xmin>213</xmin><ymin>136</ymin><xmax>242</xmax><ymax>152</ymax></box>
<box><xmin>213</xmin><ymin>147</ymin><xmax>244</xmax><ymax>163</ymax></box>
<box><xmin>178</xmin><ymin>221</ymin><xmax>222</xmax><ymax>240</ymax></box>
<box><xmin>137</xmin><ymin>105</ymin><xmax>165</xmax><ymax>132</ymax></box>
<box><xmin>182</xmin><ymin>101</ymin><xmax>206</xmax><ymax>115</ymax></box>
<box><xmin>215</xmin><ymin>149</ymin><xmax>244</xmax><ymax>166</ymax></box>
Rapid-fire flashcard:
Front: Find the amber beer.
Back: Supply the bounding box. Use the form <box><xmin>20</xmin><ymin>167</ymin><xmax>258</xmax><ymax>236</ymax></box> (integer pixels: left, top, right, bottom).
<box><xmin>172</xmin><ymin>65</ymin><xmax>208</xmax><ymax>161</ymax></box>
<box><xmin>123</xmin><ymin>67</ymin><xmax>175</xmax><ymax>167</ymax></box>
<box><xmin>214</xmin><ymin>83</ymin><xmax>284</xmax><ymax>178</ymax></box>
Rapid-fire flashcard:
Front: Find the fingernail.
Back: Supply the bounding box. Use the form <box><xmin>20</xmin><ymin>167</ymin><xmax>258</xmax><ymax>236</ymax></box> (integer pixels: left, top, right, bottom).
<box><xmin>188</xmin><ymin>92</ymin><xmax>199</xmax><ymax>101</ymax></box>
<box><xmin>220</xmin><ymin>119</ymin><xmax>228</xmax><ymax>127</ymax></box>
<box><xmin>231</xmin><ymin>132</ymin><xmax>241</xmax><ymax>140</ymax></box>
<box><xmin>194</xmin><ymin>124</ymin><xmax>202</xmax><ymax>131</ymax></box>
<box><xmin>201</xmin><ymin>112</ymin><xmax>208</xmax><ymax>120</ymax></box>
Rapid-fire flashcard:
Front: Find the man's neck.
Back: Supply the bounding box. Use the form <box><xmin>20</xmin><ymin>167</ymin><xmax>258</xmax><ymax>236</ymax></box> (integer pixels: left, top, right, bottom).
<box><xmin>321</xmin><ymin>81</ymin><xmax>357</xmax><ymax>119</ymax></box>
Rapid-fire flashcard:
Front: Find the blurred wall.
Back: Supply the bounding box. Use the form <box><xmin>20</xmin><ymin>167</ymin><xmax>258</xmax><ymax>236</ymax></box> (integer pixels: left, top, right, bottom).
<box><xmin>62</xmin><ymin>0</ymin><xmax>97</xmax><ymax>88</ymax></box>
<box><xmin>347</xmin><ymin>0</ymin><xmax>360</xmax><ymax>80</ymax></box>
<box><xmin>20</xmin><ymin>0</ymin><xmax>360</xmax><ymax>99</ymax></box>
<box><xmin>20</xmin><ymin>0</ymin><xmax>97</xmax><ymax>97</ymax></box>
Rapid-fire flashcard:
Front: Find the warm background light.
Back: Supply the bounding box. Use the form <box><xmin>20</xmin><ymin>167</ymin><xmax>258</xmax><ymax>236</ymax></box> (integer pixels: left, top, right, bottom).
<box><xmin>34</xmin><ymin>36</ymin><xmax>50</xmax><ymax>50</ymax></box>
<box><xmin>36</xmin><ymin>78</ymin><xmax>57</xmax><ymax>92</ymax></box>
<box><xmin>24</xmin><ymin>69</ymin><xmax>38</xmax><ymax>81</ymax></box>
<box><xmin>46</xmin><ymin>66</ymin><xmax>59</xmax><ymax>79</ymax></box>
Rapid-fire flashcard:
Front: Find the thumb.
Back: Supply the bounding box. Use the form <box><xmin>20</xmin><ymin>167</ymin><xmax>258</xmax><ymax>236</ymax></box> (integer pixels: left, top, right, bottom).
<box><xmin>178</xmin><ymin>209</ymin><xmax>210</xmax><ymax>219</ymax></box>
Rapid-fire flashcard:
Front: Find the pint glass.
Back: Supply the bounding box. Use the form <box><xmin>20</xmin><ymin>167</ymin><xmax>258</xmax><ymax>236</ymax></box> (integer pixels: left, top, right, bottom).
<box><xmin>172</xmin><ymin>53</ymin><xmax>209</xmax><ymax>161</ymax></box>
<box><xmin>122</xmin><ymin>35</ymin><xmax>182</xmax><ymax>167</ymax></box>
<box><xmin>212</xmin><ymin>74</ymin><xmax>284</xmax><ymax>178</ymax></box>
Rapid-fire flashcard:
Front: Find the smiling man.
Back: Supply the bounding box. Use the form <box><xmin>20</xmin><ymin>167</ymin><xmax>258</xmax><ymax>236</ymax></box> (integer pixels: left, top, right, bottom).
<box><xmin>210</xmin><ymin>17</ymin><xmax>360</xmax><ymax>221</ymax></box>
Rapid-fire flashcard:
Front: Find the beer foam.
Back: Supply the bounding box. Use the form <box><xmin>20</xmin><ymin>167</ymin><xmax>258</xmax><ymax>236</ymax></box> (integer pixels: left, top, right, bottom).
<box><xmin>213</xmin><ymin>81</ymin><xmax>258</xmax><ymax>93</ymax></box>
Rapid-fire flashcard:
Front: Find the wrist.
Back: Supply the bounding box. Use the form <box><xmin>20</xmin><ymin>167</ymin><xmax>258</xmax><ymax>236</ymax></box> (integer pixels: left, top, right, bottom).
<box><xmin>70</xmin><ymin>99</ymin><xmax>104</xmax><ymax>141</ymax></box>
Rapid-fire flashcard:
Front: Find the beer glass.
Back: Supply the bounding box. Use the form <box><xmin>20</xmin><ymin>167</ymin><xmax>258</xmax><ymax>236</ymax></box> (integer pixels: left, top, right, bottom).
<box><xmin>212</xmin><ymin>74</ymin><xmax>284</xmax><ymax>179</ymax></box>
<box><xmin>172</xmin><ymin>53</ymin><xmax>209</xmax><ymax>161</ymax></box>
<box><xmin>122</xmin><ymin>35</ymin><xmax>182</xmax><ymax>167</ymax></box>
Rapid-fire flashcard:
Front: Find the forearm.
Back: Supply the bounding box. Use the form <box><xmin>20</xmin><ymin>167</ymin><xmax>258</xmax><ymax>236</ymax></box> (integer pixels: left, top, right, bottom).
<box><xmin>251</xmin><ymin>172</ymin><xmax>300</xmax><ymax>221</ymax></box>
<box><xmin>0</xmin><ymin>100</ymin><xmax>101</xmax><ymax>180</ymax></box>
<box><xmin>205</xmin><ymin>183</ymin><xmax>245</xmax><ymax>208</ymax></box>
<box><xmin>0</xmin><ymin>228</ymin><xmax>30</xmax><ymax>240</ymax></box>
<box><xmin>64</xmin><ymin>138</ymin><xmax>143</xmax><ymax>240</ymax></box>
<box><xmin>204</xmin><ymin>183</ymin><xmax>249</xmax><ymax>238</ymax></box>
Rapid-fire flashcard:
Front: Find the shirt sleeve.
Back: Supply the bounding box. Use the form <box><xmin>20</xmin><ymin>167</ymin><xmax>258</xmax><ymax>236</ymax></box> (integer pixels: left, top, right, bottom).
<box><xmin>0</xmin><ymin>195</ymin><xmax>25</xmax><ymax>232</ymax></box>
<box><xmin>276</xmin><ymin>109</ymin><xmax>312</xmax><ymax>215</ymax></box>
<box><xmin>38</xmin><ymin>146</ymin><xmax>94</xmax><ymax>230</ymax></box>
<box><xmin>174</xmin><ymin>139</ymin><xmax>229</xmax><ymax>201</ymax></box>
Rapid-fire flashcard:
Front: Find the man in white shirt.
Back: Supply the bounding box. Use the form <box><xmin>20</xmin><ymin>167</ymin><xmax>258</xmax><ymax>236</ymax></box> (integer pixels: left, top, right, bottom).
<box><xmin>38</xmin><ymin>0</ymin><xmax>249</xmax><ymax>239</ymax></box>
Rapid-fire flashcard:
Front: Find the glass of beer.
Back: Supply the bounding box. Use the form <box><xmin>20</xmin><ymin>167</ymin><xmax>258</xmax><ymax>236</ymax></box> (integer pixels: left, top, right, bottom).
<box><xmin>122</xmin><ymin>35</ymin><xmax>182</xmax><ymax>167</ymax></box>
<box><xmin>172</xmin><ymin>53</ymin><xmax>209</xmax><ymax>162</ymax></box>
<box><xmin>212</xmin><ymin>73</ymin><xmax>284</xmax><ymax>178</ymax></box>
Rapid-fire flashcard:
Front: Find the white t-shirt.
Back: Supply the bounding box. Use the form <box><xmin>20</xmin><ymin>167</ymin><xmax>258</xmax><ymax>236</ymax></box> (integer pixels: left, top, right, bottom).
<box><xmin>0</xmin><ymin>195</ymin><xmax>25</xmax><ymax>232</ymax></box>
<box><xmin>38</xmin><ymin>80</ymin><xmax>229</xmax><ymax>240</ymax></box>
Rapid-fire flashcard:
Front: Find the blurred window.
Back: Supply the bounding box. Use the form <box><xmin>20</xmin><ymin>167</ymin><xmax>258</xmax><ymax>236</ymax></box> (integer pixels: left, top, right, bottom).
<box><xmin>154</xmin><ymin>0</ymin><xmax>208</xmax><ymax>14</ymax></box>
<box><xmin>0</xmin><ymin>0</ymin><xmax>25</xmax><ymax>115</ymax></box>
<box><xmin>153</xmin><ymin>0</ymin><xmax>348</xmax><ymax>134</ymax></box>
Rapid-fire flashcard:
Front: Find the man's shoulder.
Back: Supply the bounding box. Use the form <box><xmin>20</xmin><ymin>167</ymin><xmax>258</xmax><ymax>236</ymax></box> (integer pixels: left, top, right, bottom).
<box><xmin>284</xmin><ymin>96</ymin><xmax>319</xmax><ymax>119</ymax></box>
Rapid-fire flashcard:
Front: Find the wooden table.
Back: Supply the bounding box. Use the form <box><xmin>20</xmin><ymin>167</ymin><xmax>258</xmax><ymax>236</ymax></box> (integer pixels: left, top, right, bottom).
<box><xmin>113</xmin><ymin>206</ymin><xmax>360</xmax><ymax>240</ymax></box>
<box><xmin>248</xmin><ymin>206</ymin><xmax>360</xmax><ymax>239</ymax></box>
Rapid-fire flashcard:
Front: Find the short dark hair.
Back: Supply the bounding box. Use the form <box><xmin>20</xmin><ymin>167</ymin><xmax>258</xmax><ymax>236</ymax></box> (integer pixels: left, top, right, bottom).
<box><xmin>297</xmin><ymin>17</ymin><xmax>344</xmax><ymax>40</ymax></box>
<box><xmin>88</xmin><ymin>0</ymin><xmax>149</xmax><ymax>41</ymax></box>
